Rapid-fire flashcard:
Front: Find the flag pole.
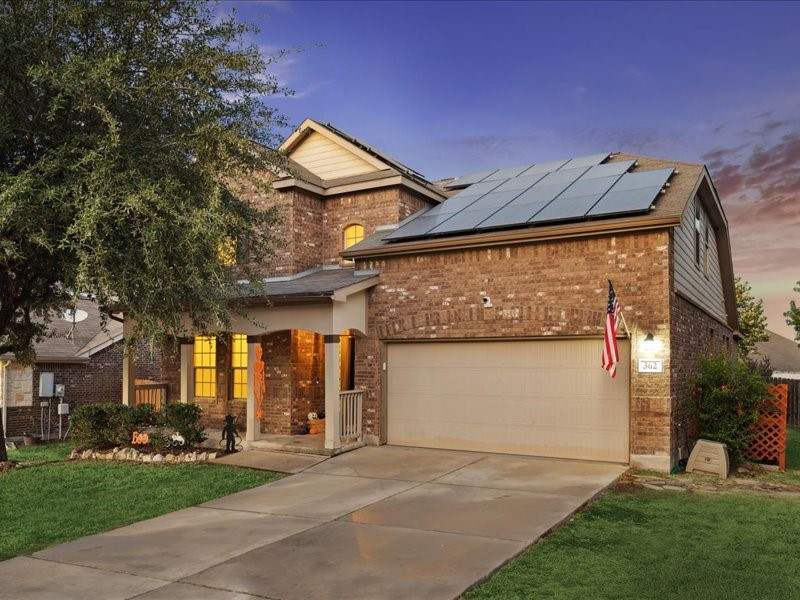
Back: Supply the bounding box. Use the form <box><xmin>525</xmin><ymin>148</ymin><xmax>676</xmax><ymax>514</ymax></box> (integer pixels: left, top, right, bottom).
<box><xmin>608</xmin><ymin>279</ymin><xmax>631</xmax><ymax>338</ymax></box>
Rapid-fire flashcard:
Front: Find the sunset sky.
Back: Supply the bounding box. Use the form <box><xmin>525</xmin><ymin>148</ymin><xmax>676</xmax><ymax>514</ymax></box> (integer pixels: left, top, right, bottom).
<box><xmin>230</xmin><ymin>0</ymin><xmax>800</xmax><ymax>341</ymax></box>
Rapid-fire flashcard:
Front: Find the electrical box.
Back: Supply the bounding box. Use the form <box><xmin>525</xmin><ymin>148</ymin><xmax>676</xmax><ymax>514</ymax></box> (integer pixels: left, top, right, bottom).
<box><xmin>54</xmin><ymin>383</ymin><xmax>65</xmax><ymax>397</ymax></box>
<box><xmin>57</xmin><ymin>403</ymin><xmax>70</xmax><ymax>415</ymax></box>
<box><xmin>39</xmin><ymin>372</ymin><xmax>54</xmax><ymax>397</ymax></box>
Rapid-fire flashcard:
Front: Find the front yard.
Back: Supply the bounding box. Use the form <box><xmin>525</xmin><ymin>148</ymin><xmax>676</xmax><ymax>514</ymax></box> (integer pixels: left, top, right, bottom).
<box><xmin>1</xmin><ymin>443</ymin><xmax>280</xmax><ymax>561</ymax></box>
<box><xmin>468</xmin><ymin>427</ymin><xmax>800</xmax><ymax>599</ymax></box>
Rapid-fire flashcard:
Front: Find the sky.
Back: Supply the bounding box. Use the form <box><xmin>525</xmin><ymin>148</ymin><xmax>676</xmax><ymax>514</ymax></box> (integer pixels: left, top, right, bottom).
<box><xmin>227</xmin><ymin>0</ymin><xmax>800</xmax><ymax>341</ymax></box>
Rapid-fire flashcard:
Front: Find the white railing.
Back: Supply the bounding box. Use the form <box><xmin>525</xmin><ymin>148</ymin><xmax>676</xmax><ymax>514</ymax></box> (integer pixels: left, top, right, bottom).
<box><xmin>339</xmin><ymin>389</ymin><xmax>363</xmax><ymax>441</ymax></box>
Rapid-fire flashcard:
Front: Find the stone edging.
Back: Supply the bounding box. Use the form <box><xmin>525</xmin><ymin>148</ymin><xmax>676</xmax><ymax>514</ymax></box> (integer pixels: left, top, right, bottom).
<box><xmin>619</xmin><ymin>472</ymin><xmax>800</xmax><ymax>496</ymax></box>
<box><xmin>69</xmin><ymin>447</ymin><xmax>219</xmax><ymax>464</ymax></box>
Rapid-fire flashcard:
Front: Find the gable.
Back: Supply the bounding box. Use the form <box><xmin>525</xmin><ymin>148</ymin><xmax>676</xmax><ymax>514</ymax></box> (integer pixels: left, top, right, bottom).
<box><xmin>289</xmin><ymin>130</ymin><xmax>380</xmax><ymax>180</ymax></box>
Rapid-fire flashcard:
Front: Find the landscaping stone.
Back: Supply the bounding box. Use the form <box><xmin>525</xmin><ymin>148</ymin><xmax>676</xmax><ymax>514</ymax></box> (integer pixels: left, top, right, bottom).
<box><xmin>142</xmin><ymin>454</ymin><xmax>152</xmax><ymax>463</ymax></box>
<box><xmin>198</xmin><ymin>452</ymin><xmax>208</xmax><ymax>461</ymax></box>
<box><xmin>165</xmin><ymin>453</ymin><xmax>176</xmax><ymax>463</ymax></box>
<box><xmin>152</xmin><ymin>454</ymin><xmax>165</xmax><ymax>463</ymax></box>
<box><xmin>663</xmin><ymin>485</ymin><xmax>687</xmax><ymax>492</ymax></box>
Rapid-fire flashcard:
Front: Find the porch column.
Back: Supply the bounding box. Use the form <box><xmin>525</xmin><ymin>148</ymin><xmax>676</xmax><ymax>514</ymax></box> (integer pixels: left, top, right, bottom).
<box><xmin>179</xmin><ymin>342</ymin><xmax>193</xmax><ymax>404</ymax></box>
<box><xmin>121</xmin><ymin>317</ymin><xmax>136</xmax><ymax>406</ymax></box>
<box><xmin>245</xmin><ymin>338</ymin><xmax>260</xmax><ymax>442</ymax></box>
<box><xmin>324</xmin><ymin>334</ymin><xmax>341</xmax><ymax>450</ymax></box>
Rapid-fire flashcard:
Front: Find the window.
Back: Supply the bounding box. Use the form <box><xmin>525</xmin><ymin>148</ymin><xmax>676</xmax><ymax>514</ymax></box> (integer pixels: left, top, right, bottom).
<box><xmin>231</xmin><ymin>334</ymin><xmax>248</xmax><ymax>400</ymax></box>
<box><xmin>343</xmin><ymin>224</ymin><xmax>365</xmax><ymax>249</ymax></box>
<box><xmin>704</xmin><ymin>223</ymin><xmax>711</xmax><ymax>277</ymax></box>
<box><xmin>194</xmin><ymin>336</ymin><xmax>216</xmax><ymax>397</ymax></box>
<box><xmin>694</xmin><ymin>203</ymin><xmax>702</xmax><ymax>266</ymax></box>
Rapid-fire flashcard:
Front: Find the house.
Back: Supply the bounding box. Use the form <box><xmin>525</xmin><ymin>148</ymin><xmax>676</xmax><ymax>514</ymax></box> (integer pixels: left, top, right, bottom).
<box><xmin>120</xmin><ymin>118</ymin><xmax>738</xmax><ymax>472</ymax></box>
<box><xmin>754</xmin><ymin>330</ymin><xmax>800</xmax><ymax>379</ymax></box>
<box><xmin>0</xmin><ymin>299</ymin><xmax>161</xmax><ymax>441</ymax></box>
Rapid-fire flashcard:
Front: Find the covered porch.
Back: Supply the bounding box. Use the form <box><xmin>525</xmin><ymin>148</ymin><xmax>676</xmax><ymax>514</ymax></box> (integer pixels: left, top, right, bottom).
<box><xmin>122</xmin><ymin>268</ymin><xmax>378</xmax><ymax>453</ymax></box>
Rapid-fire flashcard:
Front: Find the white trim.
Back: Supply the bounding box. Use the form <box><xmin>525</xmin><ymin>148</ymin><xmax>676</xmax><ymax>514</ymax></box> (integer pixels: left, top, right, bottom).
<box><xmin>280</xmin><ymin>118</ymin><xmax>388</xmax><ymax>171</ymax></box>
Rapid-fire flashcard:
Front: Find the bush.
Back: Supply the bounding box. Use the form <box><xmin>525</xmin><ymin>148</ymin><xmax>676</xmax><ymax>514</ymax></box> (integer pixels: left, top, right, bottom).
<box><xmin>70</xmin><ymin>403</ymin><xmax>204</xmax><ymax>450</ymax></box>
<box><xmin>161</xmin><ymin>403</ymin><xmax>206</xmax><ymax>446</ymax></box>
<box><xmin>686</xmin><ymin>354</ymin><xmax>769</xmax><ymax>466</ymax></box>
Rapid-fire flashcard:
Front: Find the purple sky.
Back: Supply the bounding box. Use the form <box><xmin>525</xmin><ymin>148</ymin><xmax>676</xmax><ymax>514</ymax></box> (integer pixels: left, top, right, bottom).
<box><xmin>228</xmin><ymin>0</ymin><xmax>800</xmax><ymax>341</ymax></box>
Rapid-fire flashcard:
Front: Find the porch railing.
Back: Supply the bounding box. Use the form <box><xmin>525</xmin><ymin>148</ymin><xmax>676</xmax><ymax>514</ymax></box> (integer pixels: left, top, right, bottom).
<box><xmin>134</xmin><ymin>379</ymin><xmax>169</xmax><ymax>411</ymax></box>
<box><xmin>339</xmin><ymin>389</ymin><xmax>363</xmax><ymax>441</ymax></box>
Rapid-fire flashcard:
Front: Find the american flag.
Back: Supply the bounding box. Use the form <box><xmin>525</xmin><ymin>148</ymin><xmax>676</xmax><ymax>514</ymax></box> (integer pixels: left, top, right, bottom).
<box><xmin>602</xmin><ymin>281</ymin><xmax>621</xmax><ymax>378</ymax></box>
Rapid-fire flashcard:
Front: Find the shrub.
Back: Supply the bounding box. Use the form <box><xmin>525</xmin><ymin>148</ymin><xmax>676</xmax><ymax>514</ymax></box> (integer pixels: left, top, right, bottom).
<box><xmin>70</xmin><ymin>403</ymin><xmax>204</xmax><ymax>450</ymax></box>
<box><xmin>686</xmin><ymin>354</ymin><xmax>769</xmax><ymax>466</ymax></box>
<box><xmin>161</xmin><ymin>403</ymin><xmax>206</xmax><ymax>446</ymax></box>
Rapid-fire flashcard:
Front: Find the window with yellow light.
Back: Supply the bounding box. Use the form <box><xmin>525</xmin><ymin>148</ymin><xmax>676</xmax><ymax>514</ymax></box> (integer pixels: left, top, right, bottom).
<box><xmin>193</xmin><ymin>335</ymin><xmax>216</xmax><ymax>397</ymax></box>
<box><xmin>343</xmin><ymin>224</ymin><xmax>364</xmax><ymax>250</ymax></box>
<box><xmin>231</xmin><ymin>333</ymin><xmax>248</xmax><ymax>400</ymax></box>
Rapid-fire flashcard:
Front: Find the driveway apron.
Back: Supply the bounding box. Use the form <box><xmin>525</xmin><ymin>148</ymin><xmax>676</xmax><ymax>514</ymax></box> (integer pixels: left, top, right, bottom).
<box><xmin>0</xmin><ymin>446</ymin><xmax>625</xmax><ymax>600</ymax></box>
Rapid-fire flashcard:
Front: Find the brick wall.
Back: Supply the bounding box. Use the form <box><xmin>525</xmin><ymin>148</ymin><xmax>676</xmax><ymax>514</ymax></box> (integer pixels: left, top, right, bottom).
<box><xmin>322</xmin><ymin>187</ymin><xmax>433</xmax><ymax>266</ymax></box>
<box><xmin>669</xmin><ymin>292</ymin><xmax>734</xmax><ymax>461</ymax></box>
<box><xmin>355</xmin><ymin>231</ymin><xmax>674</xmax><ymax>460</ymax></box>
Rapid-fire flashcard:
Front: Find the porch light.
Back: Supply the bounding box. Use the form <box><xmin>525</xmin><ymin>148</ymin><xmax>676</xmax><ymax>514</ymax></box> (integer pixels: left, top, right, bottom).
<box><xmin>641</xmin><ymin>332</ymin><xmax>656</xmax><ymax>351</ymax></box>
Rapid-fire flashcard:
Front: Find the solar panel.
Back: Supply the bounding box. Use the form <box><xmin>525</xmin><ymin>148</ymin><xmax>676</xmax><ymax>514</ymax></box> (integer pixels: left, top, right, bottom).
<box><xmin>608</xmin><ymin>168</ymin><xmax>674</xmax><ymax>192</ymax></box>
<box><xmin>560</xmin><ymin>153</ymin><xmax>611</xmax><ymax>169</ymax></box>
<box><xmin>428</xmin><ymin>207</ymin><xmax>502</xmax><ymax>234</ymax></box>
<box><xmin>384</xmin><ymin>155</ymin><xmax>675</xmax><ymax>243</ymax></box>
<box><xmin>479</xmin><ymin>201</ymin><xmax>552</xmax><ymax>229</ymax></box>
<box><xmin>493</xmin><ymin>173</ymin><xmax>548</xmax><ymax>192</ymax></box>
<box><xmin>585</xmin><ymin>187</ymin><xmax>662</xmax><ymax>217</ymax></box>
<box><xmin>533</xmin><ymin>167</ymin><xmax>589</xmax><ymax>188</ymax></box>
<box><xmin>518</xmin><ymin>159</ymin><xmax>570</xmax><ymax>176</ymax></box>
<box><xmin>529</xmin><ymin>194</ymin><xmax>606</xmax><ymax>223</ymax></box>
<box><xmin>444</xmin><ymin>169</ymin><xmax>498</xmax><ymax>189</ymax></box>
<box><xmin>482</xmin><ymin>165</ymin><xmax>534</xmax><ymax>181</ymax></box>
<box><xmin>558</xmin><ymin>175</ymin><xmax>621</xmax><ymax>199</ymax></box>
<box><xmin>581</xmin><ymin>160</ymin><xmax>636</xmax><ymax>179</ymax></box>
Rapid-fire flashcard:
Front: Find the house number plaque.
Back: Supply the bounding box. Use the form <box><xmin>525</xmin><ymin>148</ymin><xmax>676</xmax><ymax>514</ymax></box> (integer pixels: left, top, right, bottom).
<box><xmin>638</xmin><ymin>359</ymin><xmax>663</xmax><ymax>373</ymax></box>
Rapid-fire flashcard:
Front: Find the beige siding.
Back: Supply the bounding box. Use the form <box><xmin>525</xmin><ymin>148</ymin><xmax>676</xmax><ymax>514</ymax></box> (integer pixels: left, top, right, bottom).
<box><xmin>387</xmin><ymin>339</ymin><xmax>630</xmax><ymax>463</ymax></box>
<box><xmin>290</xmin><ymin>131</ymin><xmax>378</xmax><ymax>179</ymax></box>
<box><xmin>673</xmin><ymin>197</ymin><xmax>726</xmax><ymax>322</ymax></box>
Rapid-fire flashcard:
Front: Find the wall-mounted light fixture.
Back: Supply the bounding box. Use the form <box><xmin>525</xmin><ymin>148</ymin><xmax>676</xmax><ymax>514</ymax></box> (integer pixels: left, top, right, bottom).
<box><xmin>482</xmin><ymin>296</ymin><xmax>493</xmax><ymax>308</ymax></box>
<box><xmin>641</xmin><ymin>332</ymin><xmax>656</xmax><ymax>351</ymax></box>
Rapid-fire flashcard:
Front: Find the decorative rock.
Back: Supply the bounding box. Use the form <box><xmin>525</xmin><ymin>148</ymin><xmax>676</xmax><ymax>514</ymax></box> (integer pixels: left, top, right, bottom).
<box><xmin>141</xmin><ymin>454</ymin><xmax>152</xmax><ymax>463</ymax></box>
<box><xmin>129</xmin><ymin>448</ymin><xmax>140</xmax><ymax>459</ymax></box>
<box><xmin>81</xmin><ymin>450</ymin><xmax>93</xmax><ymax>460</ymax></box>
<box><xmin>663</xmin><ymin>485</ymin><xmax>687</xmax><ymax>492</ymax></box>
<box><xmin>151</xmin><ymin>454</ymin><xmax>165</xmax><ymax>463</ymax></box>
<box><xmin>165</xmin><ymin>453</ymin><xmax>175</xmax><ymax>463</ymax></box>
<box><xmin>69</xmin><ymin>449</ymin><xmax>79</xmax><ymax>460</ymax></box>
<box><xmin>198</xmin><ymin>452</ymin><xmax>208</xmax><ymax>461</ymax></box>
<box><xmin>207</xmin><ymin>452</ymin><xmax>218</xmax><ymax>460</ymax></box>
<box><xmin>642</xmin><ymin>483</ymin><xmax>663</xmax><ymax>490</ymax></box>
<box><xmin>186</xmin><ymin>452</ymin><xmax>197</xmax><ymax>462</ymax></box>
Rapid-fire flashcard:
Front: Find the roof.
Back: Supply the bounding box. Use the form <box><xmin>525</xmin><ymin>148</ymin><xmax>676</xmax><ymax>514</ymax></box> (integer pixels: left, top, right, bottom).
<box><xmin>276</xmin><ymin>119</ymin><xmax>446</xmax><ymax>202</ymax></box>
<box><xmin>343</xmin><ymin>152</ymin><xmax>706</xmax><ymax>257</ymax></box>
<box><xmin>235</xmin><ymin>268</ymin><xmax>379</xmax><ymax>302</ymax></box>
<box><xmin>754</xmin><ymin>330</ymin><xmax>800</xmax><ymax>373</ymax></box>
<box><xmin>0</xmin><ymin>299</ymin><xmax>122</xmax><ymax>363</ymax></box>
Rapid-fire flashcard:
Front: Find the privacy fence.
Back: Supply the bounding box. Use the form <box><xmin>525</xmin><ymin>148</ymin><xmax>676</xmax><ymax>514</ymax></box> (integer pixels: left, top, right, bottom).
<box><xmin>771</xmin><ymin>377</ymin><xmax>800</xmax><ymax>427</ymax></box>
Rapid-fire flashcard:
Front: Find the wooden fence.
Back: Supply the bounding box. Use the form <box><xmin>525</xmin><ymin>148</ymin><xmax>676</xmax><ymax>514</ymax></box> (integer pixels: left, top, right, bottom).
<box><xmin>771</xmin><ymin>377</ymin><xmax>800</xmax><ymax>427</ymax></box>
<box><xmin>134</xmin><ymin>379</ymin><xmax>169</xmax><ymax>411</ymax></box>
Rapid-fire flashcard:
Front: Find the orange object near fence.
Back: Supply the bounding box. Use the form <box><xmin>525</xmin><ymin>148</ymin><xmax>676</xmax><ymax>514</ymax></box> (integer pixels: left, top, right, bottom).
<box><xmin>745</xmin><ymin>384</ymin><xmax>788</xmax><ymax>471</ymax></box>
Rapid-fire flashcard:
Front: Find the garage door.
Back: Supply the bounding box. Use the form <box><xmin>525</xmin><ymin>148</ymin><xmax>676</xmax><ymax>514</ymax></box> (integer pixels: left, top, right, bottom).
<box><xmin>387</xmin><ymin>339</ymin><xmax>629</xmax><ymax>463</ymax></box>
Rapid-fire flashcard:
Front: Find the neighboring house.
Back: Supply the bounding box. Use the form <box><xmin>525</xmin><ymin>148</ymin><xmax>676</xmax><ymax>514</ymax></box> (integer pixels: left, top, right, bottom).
<box><xmin>754</xmin><ymin>330</ymin><xmax>800</xmax><ymax>379</ymax></box>
<box><xmin>0</xmin><ymin>299</ymin><xmax>161</xmax><ymax>440</ymax></box>
<box><xmin>120</xmin><ymin>118</ymin><xmax>738</xmax><ymax>472</ymax></box>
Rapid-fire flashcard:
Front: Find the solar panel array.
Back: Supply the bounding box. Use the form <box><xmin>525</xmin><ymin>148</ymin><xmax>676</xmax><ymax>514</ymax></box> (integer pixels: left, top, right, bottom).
<box><xmin>383</xmin><ymin>153</ymin><xmax>674</xmax><ymax>242</ymax></box>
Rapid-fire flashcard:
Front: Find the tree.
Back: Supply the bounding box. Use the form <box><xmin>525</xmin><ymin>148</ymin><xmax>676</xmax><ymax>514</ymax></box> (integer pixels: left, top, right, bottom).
<box><xmin>734</xmin><ymin>276</ymin><xmax>770</xmax><ymax>358</ymax></box>
<box><xmin>0</xmin><ymin>0</ymin><xmax>290</xmax><ymax>461</ymax></box>
<box><xmin>786</xmin><ymin>281</ymin><xmax>800</xmax><ymax>345</ymax></box>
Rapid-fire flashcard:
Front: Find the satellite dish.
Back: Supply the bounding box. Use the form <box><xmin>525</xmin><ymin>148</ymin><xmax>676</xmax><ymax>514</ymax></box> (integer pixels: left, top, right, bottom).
<box><xmin>62</xmin><ymin>309</ymin><xmax>89</xmax><ymax>323</ymax></box>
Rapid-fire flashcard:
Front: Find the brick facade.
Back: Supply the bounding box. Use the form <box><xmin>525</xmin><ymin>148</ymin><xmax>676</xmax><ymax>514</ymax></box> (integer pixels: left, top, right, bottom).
<box><xmin>355</xmin><ymin>231</ymin><xmax>674</xmax><ymax>462</ymax></box>
<box><xmin>4</xmin><ymin>341</ymin><xmax>160</xmax><ymax>439</ymax></box>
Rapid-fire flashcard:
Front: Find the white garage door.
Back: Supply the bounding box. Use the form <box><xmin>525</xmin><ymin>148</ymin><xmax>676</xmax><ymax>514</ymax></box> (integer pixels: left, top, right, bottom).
<box><xmin>387</xmin><ymin>339</ymin><xmax>629</xmax><ymax>463</ymax></box>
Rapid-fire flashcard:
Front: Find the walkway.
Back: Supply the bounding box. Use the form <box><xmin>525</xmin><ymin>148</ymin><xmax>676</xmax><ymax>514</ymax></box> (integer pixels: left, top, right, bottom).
<box><xmin>0</xmin><ymin>446</ymin><xmax>626</xmax><ymax>600</ymax></box>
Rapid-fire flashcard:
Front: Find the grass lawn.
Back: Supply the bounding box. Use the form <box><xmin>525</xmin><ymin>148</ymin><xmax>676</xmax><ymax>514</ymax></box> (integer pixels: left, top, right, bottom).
<box><xmin>1</xmin><ymin>443</ymin><xmax>281</xmax><ymax>561</ymax></box>
<box><xmin>467</xmin><ymin>488</ymin><xmax>800</xmax><ymax>600</ymax></box>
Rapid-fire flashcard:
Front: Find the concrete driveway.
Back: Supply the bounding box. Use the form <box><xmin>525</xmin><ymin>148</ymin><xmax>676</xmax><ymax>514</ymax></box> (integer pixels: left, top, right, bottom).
<box><xmin>0</xmin><ymin>446</ymin><xmax>626</xmax><ymax>600</ymax></box>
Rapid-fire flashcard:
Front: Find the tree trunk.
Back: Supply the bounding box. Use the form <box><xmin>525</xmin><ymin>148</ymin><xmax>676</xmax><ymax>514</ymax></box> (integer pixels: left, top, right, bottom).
<box><xmin>0</xmin><ymin>412</ymin><xmax>8</xmax><ymax>462</ymax></box>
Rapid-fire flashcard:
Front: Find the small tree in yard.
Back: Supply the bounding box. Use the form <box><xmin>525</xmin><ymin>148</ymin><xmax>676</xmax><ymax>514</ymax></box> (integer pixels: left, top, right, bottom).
<box><xmin>735</xmin><ymin>276</ymin><xmax>770</xmax><ymax>358</ymax></box>
<box><xmin>786</xmin><ymin>281</ymin><xmax>800</xmax><ymax>345</ymax></box>
<box><xmin>0</xmin><ymin>0</ymin><xmax>291</xmax><ymax>461</ymax></box>
<box><xmin>687</xmin><ymin>354</ymin><xmax>769</xmax><ymax>467</ymax></box>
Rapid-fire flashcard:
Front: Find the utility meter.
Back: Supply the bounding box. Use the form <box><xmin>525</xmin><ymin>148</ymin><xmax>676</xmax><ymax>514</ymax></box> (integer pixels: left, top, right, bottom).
<box><xmin>54</xmin><ymin>384</ymin><xmax>65</xmax><ymax>398</ymax></box>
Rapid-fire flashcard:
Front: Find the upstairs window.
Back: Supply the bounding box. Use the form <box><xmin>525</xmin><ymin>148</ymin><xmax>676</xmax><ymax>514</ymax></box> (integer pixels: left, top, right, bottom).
<box><xmin>343</xmin><ymin>224</ymin><xmax>365</xmax><ymax>249</ymax></box>
<box><xmin>217</xmin><ymin>237</ymin><xmax>237</xmax><ymax>266</ymax></box>
<box><xmin>704</xmin><ymin>223</ymin><xmax>711</xmax><ymax>277</ymax></box>
<box><xmin>194</xmin><ymin>336</ymin><xmax>216</xmax><ymax>398</ymax></box>
<box><xmin>694</xmin><ymin>203</ymin><xmax>702</xmax><ymax>266</ymax></box>
<box><xmin>230</xmin><ymin>334</ymin><xmax>248</xmax><ymax>400</ymax></box>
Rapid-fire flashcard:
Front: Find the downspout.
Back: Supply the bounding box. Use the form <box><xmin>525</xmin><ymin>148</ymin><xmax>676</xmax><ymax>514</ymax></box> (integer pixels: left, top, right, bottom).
<box><xmin>0</xmin><ymin>360</ymin><xmax>9</xmax><ymax>438</ymax></box>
